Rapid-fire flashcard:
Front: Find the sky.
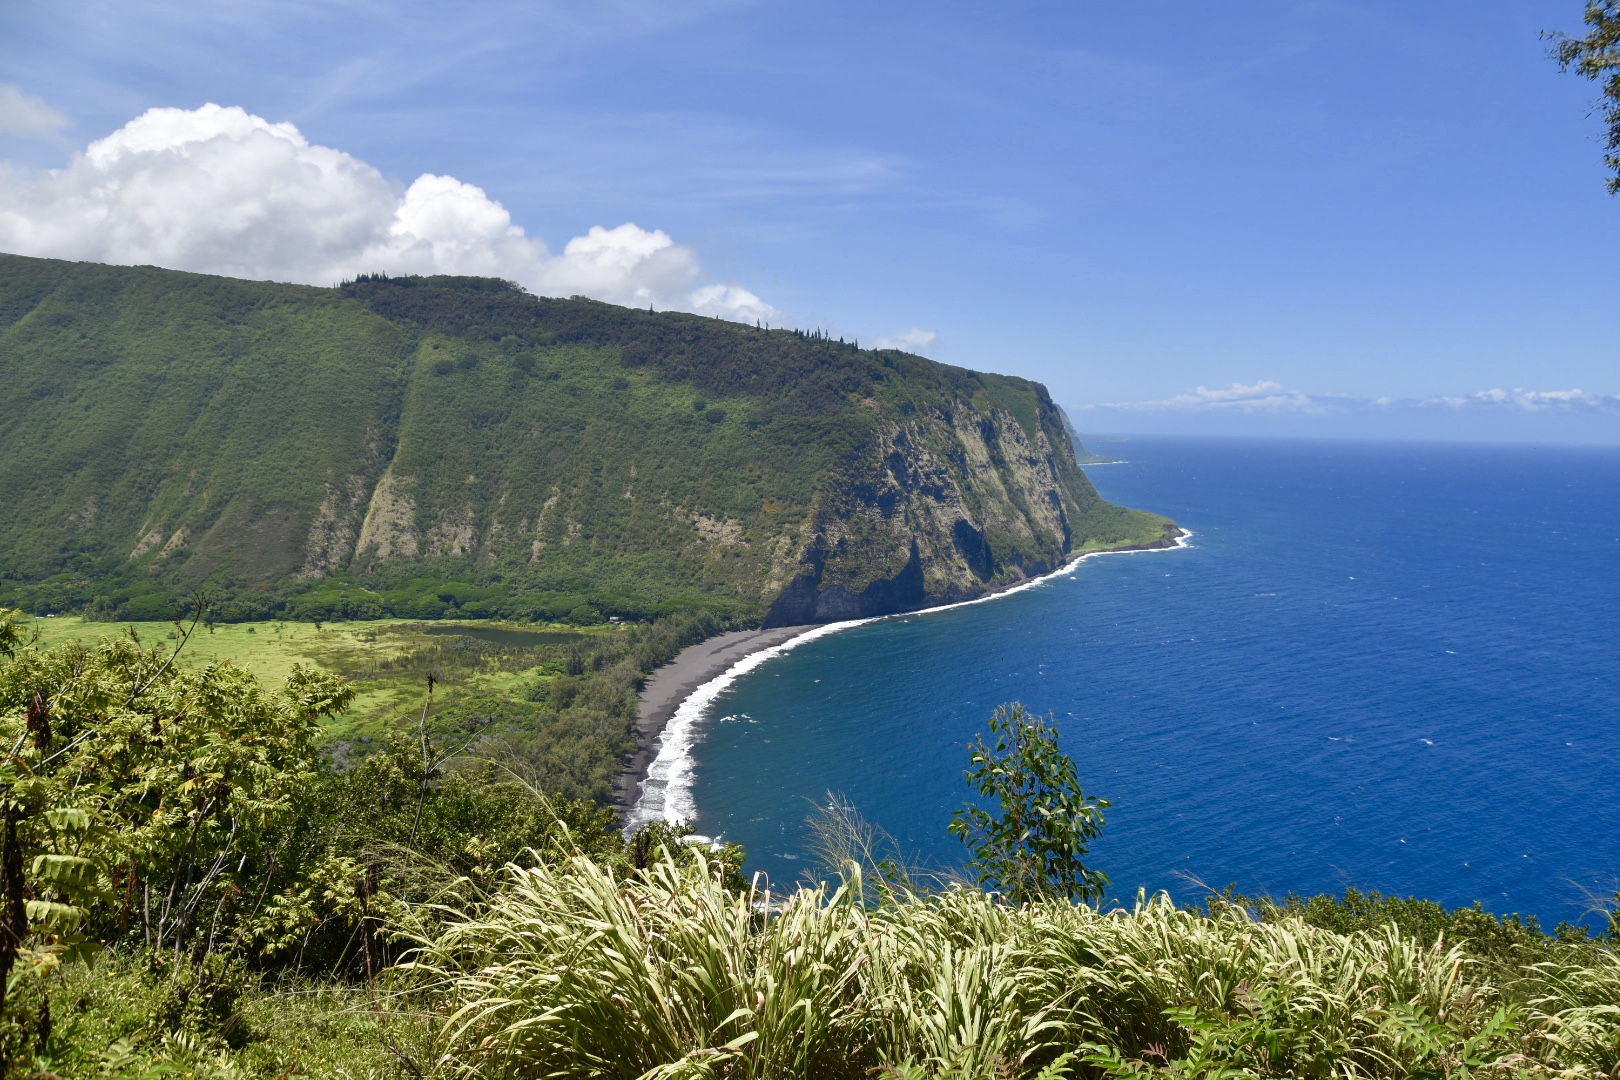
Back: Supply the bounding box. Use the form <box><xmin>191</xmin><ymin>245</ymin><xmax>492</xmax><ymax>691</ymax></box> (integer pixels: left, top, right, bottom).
<box><xmin>1</xmin><ymin>1</ymin><xmax>1616</xmax><ymax>440</ymax></box>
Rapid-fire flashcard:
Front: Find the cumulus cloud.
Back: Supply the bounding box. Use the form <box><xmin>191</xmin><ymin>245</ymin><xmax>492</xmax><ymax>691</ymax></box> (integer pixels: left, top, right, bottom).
<box><xmin>874</xmin><ymin>326</ymin><xmax>937</xmax><ymax>352</ymax></box>
<box><xmin>0</xmin><ymin>84</ymin><xmax>68</xmax><ymax>140</ymax></box>
<box><xmin>687</xmin><ymin>283</ymin><xmax>777</xmax><ymax>323</ymax></box>
<box><xmin>0</xmin><ymin>103</ymin><xmax>778</xmax><ymax>320</ymax></box>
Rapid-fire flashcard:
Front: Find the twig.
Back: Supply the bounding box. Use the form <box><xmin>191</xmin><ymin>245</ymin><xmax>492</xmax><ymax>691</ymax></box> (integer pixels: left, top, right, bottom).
<box><xmin>407</xmin><ymin>678</ymin><xmax>435</xmax><ymax>847</ymax></box>
<box><xmin>36</xmin><ymin>729</ymin><xmax>94</xmax><ymax>771</ymax></box>
<box><xmin>124</xmin><ymin>593</ymin><xmax>211</xmax><ymax>707</ymax></box>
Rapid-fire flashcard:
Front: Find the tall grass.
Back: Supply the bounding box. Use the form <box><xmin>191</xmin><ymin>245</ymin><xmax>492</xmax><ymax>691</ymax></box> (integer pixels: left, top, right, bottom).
<box><xmin>396</xmin><ymin>851</ymin><xmax>1620</xmax><ymax>1079</ymax></box>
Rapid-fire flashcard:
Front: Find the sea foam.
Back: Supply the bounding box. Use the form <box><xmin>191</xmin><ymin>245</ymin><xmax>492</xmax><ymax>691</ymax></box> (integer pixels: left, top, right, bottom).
<box><xmin>624</xmin><ymin>531</ymin><xmax>1193</xmax><ymax>831</ymax></box>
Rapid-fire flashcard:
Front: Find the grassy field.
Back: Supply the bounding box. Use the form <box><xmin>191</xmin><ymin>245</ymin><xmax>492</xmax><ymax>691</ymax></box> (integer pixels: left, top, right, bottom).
<box><xmin>23</xmin><ymin>613</ymin><xmax>623</xmax><ymax>746</ymax></box>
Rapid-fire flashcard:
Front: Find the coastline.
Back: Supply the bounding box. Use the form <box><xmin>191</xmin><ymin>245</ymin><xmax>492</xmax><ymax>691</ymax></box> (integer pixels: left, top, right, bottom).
<box><xmin>613</xmin><ymin>626</ymin><xmax>817</xmax><ymax>814</ymax></box>
<box><xmin>617</xmin><ymin>528</ymin><xmax>1191</xmax><ymax>827</ymax></box>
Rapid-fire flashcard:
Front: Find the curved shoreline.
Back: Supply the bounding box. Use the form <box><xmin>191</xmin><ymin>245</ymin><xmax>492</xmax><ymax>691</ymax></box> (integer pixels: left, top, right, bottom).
<box><xmin>613</xmin><ymin>626</ymin><xmax>817</xmax><ymax>814</ymax></box>
<box><xmin>615</xmin><ymin>529</ymin><xmax>1191</xmax><ymax>826</ymax></box>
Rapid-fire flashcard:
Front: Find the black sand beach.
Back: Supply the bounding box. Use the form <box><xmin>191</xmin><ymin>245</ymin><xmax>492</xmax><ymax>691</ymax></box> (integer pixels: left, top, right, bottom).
<box><xmin>614</xmin><ymin>625</ymin><xmax>816</xmax><ymax>812</ymax></box>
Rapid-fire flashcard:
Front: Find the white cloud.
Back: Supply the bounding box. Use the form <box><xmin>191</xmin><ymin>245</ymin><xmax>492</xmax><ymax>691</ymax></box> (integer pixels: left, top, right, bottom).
<box><xmin>1071</xmin><ymin>381</ymin><xmax>1620</xmax><ymax>442</ymax></box>
<box><xmin>0</xmin><ymin>103</ymin><xmax>778</xmax><ymax>321</ymax></box>
<box><xmin>1430</xmin><ymin>388</ymin><xmax>1617</xmax><ymax>412</ymax></box>
<box><xmin>1102</xmin><ymin>380</ymin><xmax>1324</xmax><ymax>413</ymax></box>
<box><xmin>687</xmin><ymin>283</ymin><xmax>777</xmax><ymax>323</ymax></box>
<box><xmin>874</xmin><ymin>326</ymin><xmax>937</xmax><ymax>352</ymax></box>
<box><xmin>0</xmin><ymin>84</ymin><xmax>68</xmax><ymax>140</ymax></box>
<box><xmin>1083</xmin><ymin>380</ymin><xmax>1620</xmax><ymax>417</ymax></box>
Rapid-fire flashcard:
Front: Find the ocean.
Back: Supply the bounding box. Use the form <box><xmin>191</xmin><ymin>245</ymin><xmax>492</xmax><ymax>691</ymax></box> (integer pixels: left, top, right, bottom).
<box><xmin>660</xmin><ymin>437</ymin><xmax>1620</xmax><ymax>925</ymax></box>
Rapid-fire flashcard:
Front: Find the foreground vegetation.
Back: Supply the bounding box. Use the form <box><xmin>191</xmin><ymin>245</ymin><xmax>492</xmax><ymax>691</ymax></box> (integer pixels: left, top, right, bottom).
<box><xmin>397</xmin><ymin>853</ymin><xmax>1620</xmax><ymax>1080</ymax></box>
<box><xmin>23</xmin><ymin>611</ymin><xmax>701</xmax><ymax>801</ymax></box>
<box><xmin>0</xmin><ymin>611</ymin><xmax>1614</xmax><ymax>1078</ymax></box>
<box><xmin>17</xmin><ymin>859</ymin><xmax>1620</xmax><ymax>1079</ymax></box>
<box><xmin>0</xmin><ymin>606</ymin><xmax>743</xmax><ymax>1075</ymax></box>
<box><xmin>1551</xmin><ymin>0</ymin><xmax>1620</xmax><ymax>192</ymax></box>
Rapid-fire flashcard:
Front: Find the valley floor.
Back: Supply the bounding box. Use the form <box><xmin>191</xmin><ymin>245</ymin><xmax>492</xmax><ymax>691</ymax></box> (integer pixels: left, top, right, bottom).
<box><xmin>22</xmin><ymin>613</ymin><xmax>621</xmax><ymax>745</ymax></box>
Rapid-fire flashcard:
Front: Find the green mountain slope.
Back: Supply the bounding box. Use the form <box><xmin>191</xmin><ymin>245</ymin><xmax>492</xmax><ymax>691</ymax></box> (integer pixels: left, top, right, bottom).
<box><xmin>0</xmin><ymin>254</ymin><xmax>1176</xmax><ymax>623</ymax></box>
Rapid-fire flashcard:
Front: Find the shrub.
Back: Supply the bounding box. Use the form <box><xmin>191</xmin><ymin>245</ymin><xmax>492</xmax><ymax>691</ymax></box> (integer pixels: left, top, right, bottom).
<box><xmin>949</xmin><ymin>702</ymin><xmax>1109</xmax><ymax>905</ymax></box>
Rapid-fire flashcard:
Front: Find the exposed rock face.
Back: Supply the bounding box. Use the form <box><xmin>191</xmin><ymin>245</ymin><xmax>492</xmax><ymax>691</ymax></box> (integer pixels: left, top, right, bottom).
<box><xmin>298</xmin><ymin>476</ymin><xmax>371</xmax><ymax>578</ymax></box>
<box><xmin>762</xmin><ymin>403</ymin><xmax>1117</xmax><ymax>626</ymax></box>
<box><xmin>305</xmin><ymin>385</ymin><xmax>1153</xmax><ymax>626</ymax></box>
<box><xmin>354</xmin><ymin>468</ymin><xmax>419</xmax><ymax>563</ymax></box>
<box><xmin>764</xmin><ymin>541</ymin><xmax>926</xmax><ymax>624</ymax></box>
<box><xmin>311</xmin><ymin>378</ymin><xmax>1167</xmax><ymax>625</ymax></box>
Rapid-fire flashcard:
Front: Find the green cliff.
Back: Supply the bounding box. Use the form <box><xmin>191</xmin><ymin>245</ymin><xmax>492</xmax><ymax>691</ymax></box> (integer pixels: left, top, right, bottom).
<box><xmin>0</xmin><ymin>254</ymin><xmax>1175</xmax><ymax>623</ymax></box>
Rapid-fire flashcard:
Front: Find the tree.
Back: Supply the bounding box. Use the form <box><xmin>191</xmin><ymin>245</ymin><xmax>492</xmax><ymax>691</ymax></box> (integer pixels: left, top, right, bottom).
<box><xmin>1550</xmin><ymin>2</ymin><xmax>1620</xmax><ymax>191</ymax></box>
<box><xmin>948</xmin><ymin>703</ymin><xmax>1109</xmax><ymax>905</ymax></box>
<box><xmin>0</xmin><ymin>624</ymin><xmax>353</xmax><ymax>972</ymax></box>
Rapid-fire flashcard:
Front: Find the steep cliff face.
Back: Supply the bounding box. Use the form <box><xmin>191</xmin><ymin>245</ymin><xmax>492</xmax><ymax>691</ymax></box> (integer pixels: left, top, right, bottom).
<box><xmin>763</xmin><ymin>400</ymin><xmax>1178</xmax><ymax>624</ymax></box>
<box><xmin>0</xmin><ymin>258</ymin><xmax>1175</xmax><ymax>622</ymax></box>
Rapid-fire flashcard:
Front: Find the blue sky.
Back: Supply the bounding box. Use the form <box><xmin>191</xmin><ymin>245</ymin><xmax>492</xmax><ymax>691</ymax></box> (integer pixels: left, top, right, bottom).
<box><xmin>1</xmin><ymin>1</ymin><xmax>1615</xmax><ymax>435</ymax></box>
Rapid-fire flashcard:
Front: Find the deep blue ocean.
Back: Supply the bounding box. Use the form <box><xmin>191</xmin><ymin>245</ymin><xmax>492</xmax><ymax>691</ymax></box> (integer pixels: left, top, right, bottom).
<box><xmin>684</xmin><ymin>438</ymin><xmax>1620</xmax><ymax>925</ymax></box>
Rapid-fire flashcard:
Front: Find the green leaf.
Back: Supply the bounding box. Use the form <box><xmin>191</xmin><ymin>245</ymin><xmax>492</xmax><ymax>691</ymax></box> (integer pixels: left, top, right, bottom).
<box><xmin>31</xmin><ymin>853</ymin><xmax>97</xmax><ymax>893</ymax></box>
<box><xmin>24</xmin><ymin>899</ymin><xmax>82</xmax><ymax>932</ymax></box>
<box><xmin>44</xmin><ymin>806</ymin><xmax>91</xmax><ymax>833</ymax></box>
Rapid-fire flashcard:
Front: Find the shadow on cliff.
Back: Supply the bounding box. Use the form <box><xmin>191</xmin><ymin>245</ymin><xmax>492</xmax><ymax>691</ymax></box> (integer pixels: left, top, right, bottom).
<box><xmin>763</xmin><ymin>541</ymin><xmax>931</xmax><ymax>626</ymax></box>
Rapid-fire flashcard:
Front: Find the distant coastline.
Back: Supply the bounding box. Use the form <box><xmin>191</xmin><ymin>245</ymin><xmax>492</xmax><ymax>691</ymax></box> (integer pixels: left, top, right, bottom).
<box><xmin>617</xmin><ymin>528</ymin><xmax>1190</xmax><ymax>827</ymax></box>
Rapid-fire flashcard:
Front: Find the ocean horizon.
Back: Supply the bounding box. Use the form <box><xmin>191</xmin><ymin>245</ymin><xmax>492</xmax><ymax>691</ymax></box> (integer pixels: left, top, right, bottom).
<box><xmin>661</xmin><ymin>436</ymin><xmax>1620</xmax><ymax>927</ymax></box>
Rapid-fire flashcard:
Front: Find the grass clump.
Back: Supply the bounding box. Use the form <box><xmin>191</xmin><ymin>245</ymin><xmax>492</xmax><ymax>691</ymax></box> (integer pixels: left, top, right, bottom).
<box><xmin>396</xmin><ymin>848</ymin><xmax>1620</xmax><ymax>1079</ymax></box>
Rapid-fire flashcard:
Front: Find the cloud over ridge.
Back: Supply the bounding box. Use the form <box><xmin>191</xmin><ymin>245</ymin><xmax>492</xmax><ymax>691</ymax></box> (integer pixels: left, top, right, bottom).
<box><xmin>874</xmin><ymin>326</ymin><xmax>937</xmax><ymax>352</ymax></box>
<box><xmin>0</xmin><ymin>103</ymin><xmax>777</xmax><ymax>321</ymax></box>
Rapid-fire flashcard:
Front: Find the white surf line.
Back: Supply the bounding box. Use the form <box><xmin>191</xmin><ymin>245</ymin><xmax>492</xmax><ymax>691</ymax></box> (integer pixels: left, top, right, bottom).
<box><xmin>623</xmin><ymin>620</ymin><xmax>877</xmax><ymax>830</ymax></box>
<box><xmin>625</xmin><ymin>529</ymin><xmax>1193</xmax><ymax>830</ymax></box>
<box><xmin>898</xmin><ymin>528</ymin><xmax>1194</xmax><ymax>622</ymax></box>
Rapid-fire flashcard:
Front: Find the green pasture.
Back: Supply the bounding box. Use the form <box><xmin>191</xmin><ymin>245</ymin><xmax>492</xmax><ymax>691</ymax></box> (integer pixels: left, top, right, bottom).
<box><xmin>21</xmin><ymin>614</ymin><xmax>620</xmax><ymax>745</ymax></box>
